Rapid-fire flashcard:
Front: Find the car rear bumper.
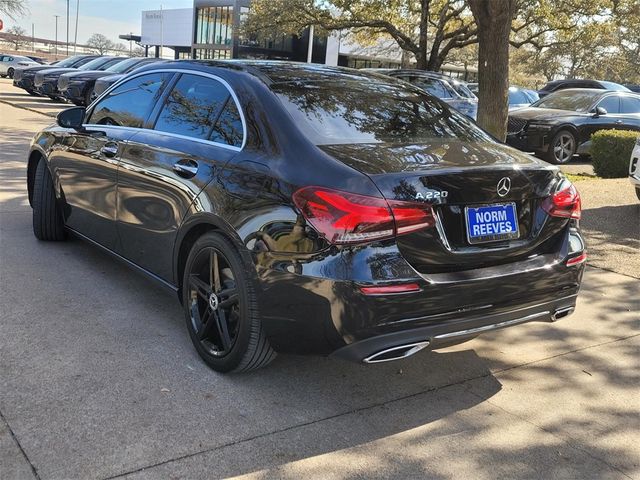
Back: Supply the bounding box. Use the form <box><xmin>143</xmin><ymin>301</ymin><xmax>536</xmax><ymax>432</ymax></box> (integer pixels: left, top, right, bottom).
<box><xmin>256</xmin><ymin>227</ymin><xmax>586</xmax><ymax>360</ymax></box>
<box><xmin>331</xmin><ymin>292</ymin><xmax>578</xmax><ymax>363</ymax></box>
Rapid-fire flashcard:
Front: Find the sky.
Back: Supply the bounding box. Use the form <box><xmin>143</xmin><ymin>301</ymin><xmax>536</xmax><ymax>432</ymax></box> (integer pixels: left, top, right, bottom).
<box><xmin>4</xmin><ymin>0</ymin><xmax>193</xmax><ymax>45</ymax></box>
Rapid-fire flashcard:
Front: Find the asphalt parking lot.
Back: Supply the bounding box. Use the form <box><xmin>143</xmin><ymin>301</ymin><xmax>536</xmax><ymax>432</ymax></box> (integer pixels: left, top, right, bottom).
<box><xmin>0</xmin><ymin>78</ymin><xmax>639</xmax><ymax>480</ymax></box>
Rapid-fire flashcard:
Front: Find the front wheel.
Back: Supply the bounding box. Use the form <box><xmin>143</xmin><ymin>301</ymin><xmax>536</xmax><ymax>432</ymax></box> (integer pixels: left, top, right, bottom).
<box><xmin>545</xmin><ymin>129</ymin><xmax>577</xmax><ymax>164</ymax></box>
<box><xmin>182</xmin><ymin>232</ymin><xmax>276</xmax><ymax>373</ymax></box>
<box><xmin>7</xmin><ymin>68</ymin><xmax>14</xmax><ymax>79</ymax></box>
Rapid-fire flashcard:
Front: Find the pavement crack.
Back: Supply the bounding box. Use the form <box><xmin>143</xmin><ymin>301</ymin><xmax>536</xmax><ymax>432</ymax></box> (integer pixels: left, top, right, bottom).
<box><xmin>0</xmin><ymin>407</ymin><xmax>41</xmax><ymax>480</ymax></box>
<box><xmin>102</xmin><ymin>333</ymin><xmax>639</xmax><ymax>480</ymax></box>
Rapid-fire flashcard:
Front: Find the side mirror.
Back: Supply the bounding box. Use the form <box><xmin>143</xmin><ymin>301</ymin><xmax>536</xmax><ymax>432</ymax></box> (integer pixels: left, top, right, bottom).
<box><xmin>56</xmin><ymin>106</ymin><xmax>86</xmax><ymax>130</ymax></box>
<box><xmin>593</xmin><ymin>106</ymin><xmax>607</xmax><ymax>117</ymax></box>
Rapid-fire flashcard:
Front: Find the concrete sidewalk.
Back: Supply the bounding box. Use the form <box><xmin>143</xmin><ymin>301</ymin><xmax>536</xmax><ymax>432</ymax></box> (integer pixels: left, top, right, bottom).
<box><xmin>1</xmin><ymin>100</ymin><xmax>638</xmax><ymax>480</ymax></box>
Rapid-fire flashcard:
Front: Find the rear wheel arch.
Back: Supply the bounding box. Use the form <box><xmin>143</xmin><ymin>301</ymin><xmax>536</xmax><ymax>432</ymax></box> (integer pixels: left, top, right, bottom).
<box><xmin>27</xmin><ymin>150</ymin><xmax>45</xmax><ymax>207</ymax></box>
<box><xmin>174</xmin><ymin>216</ymin><xmax>247</xmax><ymax>299</ymax></box>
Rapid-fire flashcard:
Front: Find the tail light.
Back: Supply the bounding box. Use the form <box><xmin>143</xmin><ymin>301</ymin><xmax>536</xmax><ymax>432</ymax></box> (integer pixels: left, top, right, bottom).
<box><xmin>542</xmin><ymin>181</ymin><xmax>581</xmax><ymax>220</ymax></box>
<box><xmin>566</xmin><ymin>251</ymin><xmax>587</xmax><ymax>267</ymax></box>
<box><xmin>292</xmin><ymin>186</ymin><xmax>435</xmax><ymax>244</ymax></box>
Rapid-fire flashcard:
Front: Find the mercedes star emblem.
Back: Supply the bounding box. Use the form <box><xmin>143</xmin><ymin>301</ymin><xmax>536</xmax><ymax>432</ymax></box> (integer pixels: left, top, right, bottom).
<box><xmin>497</xmin><ymin>177</ymin><xmax>511</xmax><ymax>197</ymax></box>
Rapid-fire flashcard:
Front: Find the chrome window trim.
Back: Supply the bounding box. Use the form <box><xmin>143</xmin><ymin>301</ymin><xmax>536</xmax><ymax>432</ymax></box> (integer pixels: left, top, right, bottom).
<box><xmin>85</xmin><ymin>68</ymin><xmax>247</xmax><ymax>152</ymax></box>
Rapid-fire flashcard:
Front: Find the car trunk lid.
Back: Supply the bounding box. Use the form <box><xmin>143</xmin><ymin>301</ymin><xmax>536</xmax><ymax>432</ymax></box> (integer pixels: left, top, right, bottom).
<box><xmin>319</xmin><ymin>140</ymin><xmax>566</xmax><ymax>272</ymax></box>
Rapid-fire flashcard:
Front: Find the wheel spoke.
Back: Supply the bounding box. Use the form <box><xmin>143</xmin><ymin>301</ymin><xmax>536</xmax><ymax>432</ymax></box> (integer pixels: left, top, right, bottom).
<box><xmin>190</xmin><ymin>274</ymin><xmax>212</xmax><ymax>300</ymax></box>
<box><xmin>211</xmin><ymin>250</ymin><xmax>221</xmax><ymax>293</ymax></box>
<box><xmin>215</xmin><ymin>308</ymin><xmax>232</xmax><ymax>351</ymax></box>
<box><xmin>219</xmin><ymin>294</ymin><xmax>238</xmax><ymax>309</ymax></box>
<box><xmin>198</xmin><ymin>307</ymin><xmax>216</xmax><ymax>341</ymax></box>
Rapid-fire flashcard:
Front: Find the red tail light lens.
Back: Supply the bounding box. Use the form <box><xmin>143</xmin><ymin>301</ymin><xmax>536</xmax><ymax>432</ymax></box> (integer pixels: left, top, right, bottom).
<box><xmin>542</xmin><ymin>182</ymin><xmax>581</xmax><ymax>220</ymax></box>
<box><xmin>293</xmin><ymin>186</ymin><xmax>435</xmax><ymax>244</ymax></box>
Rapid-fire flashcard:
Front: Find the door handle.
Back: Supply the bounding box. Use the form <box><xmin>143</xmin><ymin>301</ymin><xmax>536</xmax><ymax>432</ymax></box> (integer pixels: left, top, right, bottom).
<box><xmin>173</xmin><ymin>159</ymin><xmax>198</xmax><ymax>178</ymax></box>
<box><xmin>100</xmin><ymin>143</ymin><xmax>118</xmax><ymax>158</ymax></box>
<box><xmin>615</xmin><ymin>120</ymin><xmax>623</xmax><ymax>124</ymax></box>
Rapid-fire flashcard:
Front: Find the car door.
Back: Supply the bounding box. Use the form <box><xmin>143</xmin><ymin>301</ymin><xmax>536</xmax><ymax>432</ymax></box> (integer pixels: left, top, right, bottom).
<box><xmin>116</xmin><ymin>71</ymin><xmax>243</xmax><ymax>282</ymax></box>
<box><xmin>0</xmin><ymin>56</ymin><xmax>10</xmax><ymax>74</ymax></box>
<box><xmin>49</xmin><ymin>71</ymin><xmax>173</xmax><ymax>250</ymax></box>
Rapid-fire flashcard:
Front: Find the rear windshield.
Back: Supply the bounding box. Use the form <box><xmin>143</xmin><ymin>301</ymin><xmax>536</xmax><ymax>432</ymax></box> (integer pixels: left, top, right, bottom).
<box><xmin>273</xmin><ymin>79</ymin><xmax>493</xmax><ymax>145</ymax></box>
<box><xmin>532</xmin><ymin>90</ymin><xmax>601</xmax><ymax>112</ymax></box>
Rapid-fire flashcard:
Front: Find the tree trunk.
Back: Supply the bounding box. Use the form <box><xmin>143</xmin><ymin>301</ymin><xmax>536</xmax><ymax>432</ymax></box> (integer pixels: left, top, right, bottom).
<box><xmin>416</xmin><ymin>0</ymin><xmax>430</xmax><ymax>70</ymax></box>
<box><xmin>468</xmin><ymin>0</ymin><xmax>516</xmax><ymax>141</ymax></box>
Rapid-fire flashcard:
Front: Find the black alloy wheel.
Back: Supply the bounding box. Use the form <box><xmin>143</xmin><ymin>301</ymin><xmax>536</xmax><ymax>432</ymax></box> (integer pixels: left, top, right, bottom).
<box><xmin>7</xmin><ymin>68</ymin><xmax>14</xmax><ymax>79</ymax></box>
<box><xmin>546</xmin><ymin>129</ymin><xmax>576</xmax><ymax>164</ymax></box>
<box><xmin>182</xmin><ymin>232</ymin><xmax>276</xmax><ymax>372</ymax></box>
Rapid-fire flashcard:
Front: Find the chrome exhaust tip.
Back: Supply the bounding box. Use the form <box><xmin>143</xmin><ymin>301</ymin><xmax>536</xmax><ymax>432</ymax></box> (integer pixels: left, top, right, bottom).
<box><xmin>552</xmin><ymin>306</ymin><xmax>575</xmax><ymax>322</ymax></box>
<box><xmin>363</xmin><ymin>341</ymin><xmax>430</xmax><ymax>364</ymax></box>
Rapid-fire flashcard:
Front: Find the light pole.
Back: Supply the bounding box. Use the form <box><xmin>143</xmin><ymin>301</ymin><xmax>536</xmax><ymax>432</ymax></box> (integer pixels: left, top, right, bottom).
<box><xmin>66</xmin><ymin>0</ymin><xmax>69</xmax><ymax>56</ymax></box>
<box><xmin>54</xmin><ymin>15</ymin><xmax>59</xmax><ymax>59</ymax></box>
<box><xmin>73</xmin><ymin>0</ymin><xmax>79</xmax><ymax>54</ymax></box>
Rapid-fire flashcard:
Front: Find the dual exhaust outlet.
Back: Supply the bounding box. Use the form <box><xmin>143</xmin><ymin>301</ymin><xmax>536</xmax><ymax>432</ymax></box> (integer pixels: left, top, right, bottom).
<box><xmin>363</xmin><ymin>306</ymin><xmax>575</xmax><ymax>364</ymax></box>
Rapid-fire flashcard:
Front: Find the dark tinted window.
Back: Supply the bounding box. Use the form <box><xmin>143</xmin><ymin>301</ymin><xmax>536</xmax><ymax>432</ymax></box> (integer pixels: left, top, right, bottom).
<box><xmin>73</xmin><ymin>56</ymin><xmax>99</xmax><ymax>68</ymax></box>
<box><xmin>274</xmin><ymin>79</ymin><xmax>493</xmax><ymax>145</ymax></box>
<box><xmin>88</xmin><ymin>72</ymin><xmax>170</xmax><ymax>127</ymax></box>
<box><xmin>154</xmin><ymin>74</ymin><xmax>229</xmax><ymax>140</ymax></box>
<box><xmin>533</xmin><ymin>90</ymin><xmax>602</xmax><ymax>112</ymax></box>
<box><xmin>209</xmin><ymin>98</ymin><xmax>243</xmax><ymax>147</ymax></box>
<box><xmin>400</xmin><ymin>76</ymin><xmax>456</xmax><ymax>99</ymax></box>
<box><xmin>621</xmin><ymin>97</ymin><xmax>640</xmax><ymax>114</ymax></box>
<box><xmin>597</xmin><ymin>96</ymin><xmax>620</xmax><ymax>114</ymax></box>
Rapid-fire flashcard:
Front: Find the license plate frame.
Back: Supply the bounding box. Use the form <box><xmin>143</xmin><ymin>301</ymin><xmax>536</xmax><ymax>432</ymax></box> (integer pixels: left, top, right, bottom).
<box><xmin>465</xmin><ymin>202</ymin><xmax>520</xmax><ymax>245</ymax></box>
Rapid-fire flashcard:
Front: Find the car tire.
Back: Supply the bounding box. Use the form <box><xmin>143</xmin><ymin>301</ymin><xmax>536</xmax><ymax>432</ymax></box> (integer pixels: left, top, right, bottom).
<box><xmin>636</xmin><ymin>187</ymin><xmax>640</xmax><ymax>201</ymax></box>
<box><xmin>26</xmin><ymin>89</ymin><xmax>40</xmax><ymax>97</ymax></box>
<box><xmin>32</xmin><ymin>159</ymin><xmax>66</xmax><ymax>241</ymax></box>
<box><xmin>545</xmin><ymin>129</ymin><xmax>577</xmax><ymax>164</ymax></box>
<box><xmin>182</xmin><ymin>231</ymin><xmax>276</xmax><ymax>373</ymax></box>
<box><xmin>7</xmin><ymin>68</ymin><xmax>14</xmax><ymax>79</ymax></box>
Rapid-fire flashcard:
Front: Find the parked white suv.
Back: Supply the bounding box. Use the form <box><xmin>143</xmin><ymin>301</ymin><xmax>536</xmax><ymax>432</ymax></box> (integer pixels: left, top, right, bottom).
<box><xmin>630</xmin><ymin>137</ymin><xmax>640</xmax><ymax>201</ymax></box>
<box><xmin>0</xmin><ymin>55</ymin><xmax>39</xmax><ymax>79</ymax></box>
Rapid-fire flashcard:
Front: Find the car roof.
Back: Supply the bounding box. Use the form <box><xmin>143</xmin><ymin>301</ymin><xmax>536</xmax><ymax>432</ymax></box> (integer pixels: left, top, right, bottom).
<box><xmin>132</xmin><ymin>60</ymin><xmax>394</xmax><ymax>86</ymax></box>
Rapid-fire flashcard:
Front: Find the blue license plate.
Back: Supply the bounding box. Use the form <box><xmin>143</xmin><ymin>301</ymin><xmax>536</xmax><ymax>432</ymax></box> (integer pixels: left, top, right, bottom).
<box><xmin>465</xmin><ymin>203</ymin><xmax>519</xmax><ymax>244</ymax></box>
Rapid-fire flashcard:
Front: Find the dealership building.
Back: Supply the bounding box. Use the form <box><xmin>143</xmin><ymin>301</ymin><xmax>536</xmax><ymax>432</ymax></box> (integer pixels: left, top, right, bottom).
<box><xmin>140</xmin><ymin>1</ymin><xmax>403</xmax><ymax>68</ymax></box>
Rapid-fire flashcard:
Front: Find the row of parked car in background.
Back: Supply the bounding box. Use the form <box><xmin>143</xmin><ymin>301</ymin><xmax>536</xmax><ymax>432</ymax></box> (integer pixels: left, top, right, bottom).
<box><xmin>7</xmin><ymin>54</ymin><xmax>640</xmax><ymax>166</ymax></box>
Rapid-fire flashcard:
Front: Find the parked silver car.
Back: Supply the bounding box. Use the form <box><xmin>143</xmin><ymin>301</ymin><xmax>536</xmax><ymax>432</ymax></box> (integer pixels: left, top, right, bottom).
<box><xmin>0</xmin><ymin>55</ymin><xmax>39</xmax><ymax>78</ymax></box>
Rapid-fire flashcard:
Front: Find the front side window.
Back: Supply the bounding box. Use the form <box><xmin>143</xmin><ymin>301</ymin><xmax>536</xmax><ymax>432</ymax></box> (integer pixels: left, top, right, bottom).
<box><xmin>87</xmin><ymin>72</ymin><xmax>170</xmax><ymax>128</ymax></box>
<box><xmin>154</xmin><ymin>74</ymin><xmax>230</xmax><ymax>140</ymax></box>
<box><xmin>597</xmin><ymin>96</ymin><xmax>621</xmax><ymax>114</ymax></box>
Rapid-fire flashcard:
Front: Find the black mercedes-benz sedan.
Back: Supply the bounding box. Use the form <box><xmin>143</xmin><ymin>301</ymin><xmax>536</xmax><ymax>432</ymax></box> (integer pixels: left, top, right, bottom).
<box><xmin>27</xmin><ymin>61</ymin><xmax>585</xmax><ymax>373</ymax></box>
<box><xmin>507</xmin><ymin>89</ymin><xmax>640</xmax><ymax>163</ymax></box>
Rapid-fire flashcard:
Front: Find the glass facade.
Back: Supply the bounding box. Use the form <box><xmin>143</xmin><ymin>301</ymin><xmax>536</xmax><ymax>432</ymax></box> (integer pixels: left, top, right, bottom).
<box><xmin>195</xmin><ymin>6</ymin><xmax>234</xmax><ymax>46</ymax></box>
<box><xmin>193</xmin><ymin>48</ymin><xmax>232</xmax><ymax>59</ymax></box>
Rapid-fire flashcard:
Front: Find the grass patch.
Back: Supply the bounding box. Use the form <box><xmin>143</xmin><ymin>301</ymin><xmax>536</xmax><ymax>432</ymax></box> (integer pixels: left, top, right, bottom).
<box><xmin>565</xmin><ymin>172</ymin><xmax>600</xmax><ymax>182</ymax></box>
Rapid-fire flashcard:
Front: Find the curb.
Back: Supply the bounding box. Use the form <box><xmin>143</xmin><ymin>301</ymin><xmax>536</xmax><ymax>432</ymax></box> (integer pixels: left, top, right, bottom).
<box><xmin>0</xmin><ymin>98</ymin><xmax>59</xmax><ymax>118</ymax></box>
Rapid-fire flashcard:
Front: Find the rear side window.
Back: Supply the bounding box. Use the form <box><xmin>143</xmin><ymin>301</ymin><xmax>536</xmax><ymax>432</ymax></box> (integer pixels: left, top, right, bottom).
<box><xmin>209</xmin><ymin>99</ymin><xmax>243</xmax><ymax>147</ymax></box>
<box><xmin>597</xmin><ymin>96</ymin><xmax>621</xmax><ymax>114</ymax></box>
<box><xmin>88</xmin><ymin>72</ymin><xmax>170</xmax><ymax>128</ymax></box>
<box><xmin>154</xmin><ymin>74</ymin><xmax>230</xmax><ymax>140</ymax></box>
<box><xmin>621</xmin><ymin>97</ymin><xmax>640</xmax><ymax>114</ymax></box>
